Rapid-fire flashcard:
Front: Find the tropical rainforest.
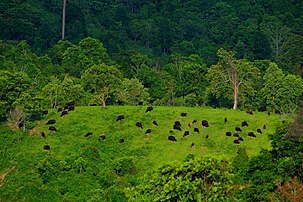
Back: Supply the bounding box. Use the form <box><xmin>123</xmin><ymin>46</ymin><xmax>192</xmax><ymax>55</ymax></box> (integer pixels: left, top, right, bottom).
<box><xmin>0</xmin><ymin>0</ymin><xmax>303</xmax><ymax>201</ymax></box>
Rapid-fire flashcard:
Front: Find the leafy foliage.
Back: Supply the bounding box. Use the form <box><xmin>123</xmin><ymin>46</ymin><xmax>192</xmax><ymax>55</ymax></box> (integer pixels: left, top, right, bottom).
<box><xmin>125</xmin><ymin>156</ymin><xmax>236</xmax><ymax>201</ymax></box>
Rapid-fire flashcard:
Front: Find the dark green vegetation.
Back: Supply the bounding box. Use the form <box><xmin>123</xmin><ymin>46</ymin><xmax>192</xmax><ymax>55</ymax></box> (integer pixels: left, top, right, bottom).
<box><xmin>1</xmin><ymin>0</ymin><xmax>303</xmax><ymax>201</ymax></box>
<box><xmin>0</xmin><ymin>106</ymin><xmax>288</xmax><ymax>201</ymax></box>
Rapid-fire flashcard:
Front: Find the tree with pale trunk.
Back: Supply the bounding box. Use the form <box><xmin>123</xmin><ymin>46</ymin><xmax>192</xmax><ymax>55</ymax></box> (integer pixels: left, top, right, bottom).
<box><xmin>81</xmin><ymin>64</ymin><xmax>121</xmax><ymax>108</ymax></box>
<box><xmin>208</xmin><ymin>48</ymin><xmax>259</xmax><ymax>110</ymax></box>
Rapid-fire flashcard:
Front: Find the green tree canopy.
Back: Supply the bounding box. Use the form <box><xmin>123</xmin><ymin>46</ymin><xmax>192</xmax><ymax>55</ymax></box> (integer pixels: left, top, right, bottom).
<box><xmin>208</xmin><ymin>48</ymin><xmax>259</xmax><ymax>109</ymax></box>
<box><xmin>81</xmin><ymin>64</ymin><xmax>122</xmax><ymax>108</ymax></box>
<box><xmin>125</xmin><ymin>156</ymin><xmax>236</xmax><ymax>201</ymax></box>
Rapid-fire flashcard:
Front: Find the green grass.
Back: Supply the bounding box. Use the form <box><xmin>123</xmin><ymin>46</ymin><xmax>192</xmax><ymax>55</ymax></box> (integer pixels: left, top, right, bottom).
<box><xmin>0</xmin><ymin>106</ymin><xmax>283</xmax><ymax>201</ymax></box>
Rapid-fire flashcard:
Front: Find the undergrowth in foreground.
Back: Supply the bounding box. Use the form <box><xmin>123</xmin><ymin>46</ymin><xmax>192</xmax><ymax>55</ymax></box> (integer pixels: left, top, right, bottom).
<box><xmin>0</xmin><ymin>106</ymin><xmax>283</xmax><ymax>201</ymax></box>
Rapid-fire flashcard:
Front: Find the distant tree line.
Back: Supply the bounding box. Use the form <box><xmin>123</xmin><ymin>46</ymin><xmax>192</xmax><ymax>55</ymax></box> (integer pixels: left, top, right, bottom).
<box><xmin>0</xmin><ymin>37</ymin><xmax>303</xmax><ymax>124</ymax></box>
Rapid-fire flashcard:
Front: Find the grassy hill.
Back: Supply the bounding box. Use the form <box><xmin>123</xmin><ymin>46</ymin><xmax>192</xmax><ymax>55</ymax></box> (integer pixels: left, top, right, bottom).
<box><xmin>0</xmin><ymin>106</ymin><xmax>283</xmax><ymax>201</ymax></box>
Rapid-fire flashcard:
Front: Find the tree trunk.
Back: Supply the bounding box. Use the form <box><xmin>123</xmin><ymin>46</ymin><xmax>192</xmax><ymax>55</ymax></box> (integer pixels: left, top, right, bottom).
<box><xmin>233</xmin><ymin>87</ymin><xmax>238</xmax><ymax>110</ymax></box>
<box><xmin>62</xmin><ymin>0</ymin><xmax>66</xmax><ymax>39</ymax></box>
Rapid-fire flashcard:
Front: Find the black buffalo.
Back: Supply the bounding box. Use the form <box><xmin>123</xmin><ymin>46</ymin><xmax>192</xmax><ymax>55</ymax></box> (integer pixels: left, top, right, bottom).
<box><xmin>85</xmin><ymin>132</ymin><xmax>93</xmax><ymax>137</ymax></box>
<box><xmin>136</xmin><ymin>122</ymin><xmax>143</xmax><ymax>129</ymax></box>
<box><xmin>241</xmin><ymin>121</ymin><xmax>248</xmax><ymax>127</ymax></box>
<box><xmin>183</xmin><ymin>131</ymin><xmax>189</xmax><ymax>137</ymax></box>
<box><xmin>116</xmin><ymin>115</ymin><xmax>125</xmax><ymax>121</ymax></box>
<box><xmin>234</xmin><ymin>140</ymin><xmax>240</xmax><ymax>144</ymax></box>
<box><xmin>202</xmin><ymin>120</ymin><xmax>209</xmax><ymax>127</ymax></box>
<box><xmin>57</xmin><ymin>108</ymin><xmax>63</xmax><ymax>112</ymax></box>
<box><xmin>181</xmin><ymin>112</ymin><xmax>187</xmax><ymax>117</ymax></box>
<box><xmin>192</xmin><ymin>120</ymin><xmax>197</xmax><ymax>124</ymax></box>
<box><xmin>43</xmin><ymin>145</ymin><xmax>50</xmax><ymax>150</ymax></box>
<box><xmin>173</xmin><ymin>124</ymin><xmax>182</xmax><ymax>131</ymax></box>
<box><xmin>153</xmin><ymin>120</ymin><xmax>158</xmax><ymax>126</ymax></box>
<box><xmin>98</xmin><ymin>135</ymin><xmax>106</xmax><ymax>140</ymax></box>
<box><xmin>119</xmin><ymin>139</ymin><xmax>125</xmax><ymax>143</ymax></box>
<box><xmin>238</xmin><ymin>137</ymin><xmax>244</xmax><ymax>141</ymax></box>
<box><xmin>235</xmin><ymin>127</ymin><xmax>242</xmax><ymax>132</ymax></box>
<box><xmin>248</xmin><ymin>132</ymin><xmax>256</xmax><ymax>138</ymax></box>
<box><xmin>46</xmin><ymin>120</ymin><xmax>56</xmax><ymax>125</ymax></box>
<box><xmin>257</xmin><ymin>129</ymin><xmax>262</xmax><ymax>134</ymax></box>
<box><xmin>263</xmin><ymin>124</ymin><xmax>267</xmax><ymax>130</ymax></box>
<box><xmin>224</xmin><ymin>117</ymin><xmax>227</xmax><ymax>123</ymax></box>
<box><xmin>145</xmin><ymin>129</ymin><xmax>152</xmax><ymax>134</ymax></box>
<box><xmin>174</xmin><ymin>121</ymin><xmax>181</xmax><ymax>126</ymax></box>
<box><xmin>60</xmin><ymin>111</ymin><xmax>68</xmax><ymax>117</ymax></box>
<box><xmin>168</xmin><ymin>136</ymin><xmax>177</xmax><ymax>142</ymax></box>
<box><xmin>41</xmin><ymin>132</ymin><xmax>46</xmax><ymax>139</ymax></box>
<box><xmin>194</xmin><ymin>128</ymin><xmax>200</xmax><ymax>134</ymax></box>
<box><xmin>146</xmin><ymin>106</ymin><xmax>153</xmax><ymax>112</ymax></box>
<box><xmin>49</xmin><ymin>126</ymin><xmax>57</xmax><ymax>132</ymax></box>
<box><xmin>233</xmin><ymin>133</ymin><xmax>239</xmax><ymax>137</ymax></box>
<box><xmin>226</xmin><ymin>132</ymin><xmax>232</xmax><ymax>136</ymax></box>
<box><xmin>42</xmin><ymin>110</ymin><xmax>48</xmax><ymax>116</ymax></box>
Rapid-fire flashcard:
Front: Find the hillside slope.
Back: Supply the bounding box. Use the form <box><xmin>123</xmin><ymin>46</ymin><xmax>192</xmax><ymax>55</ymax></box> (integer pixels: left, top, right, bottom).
<box><xmin>0</xmin><ymin>106</ymin><xmax>282</xmax><ymax>201</ymax></box>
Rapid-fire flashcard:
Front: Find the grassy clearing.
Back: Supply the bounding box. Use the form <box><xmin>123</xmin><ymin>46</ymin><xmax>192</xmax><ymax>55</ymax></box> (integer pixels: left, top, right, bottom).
<box><xmin>37</xmin><ymin>106</ymin><xmax>281</xmax><ymax>167</ymax></box>
<box><xmin>0</xmin><ymin>106</ymin><xmax>283</xmax><ymax>201</ymax></box>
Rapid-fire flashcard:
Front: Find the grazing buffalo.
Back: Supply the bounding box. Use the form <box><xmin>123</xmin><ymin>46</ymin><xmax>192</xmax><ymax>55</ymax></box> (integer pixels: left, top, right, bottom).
<box><xmin>226</xmin><ymin>132</ymin><xmax>232</xmax><ymax>136</ymax></box>
<box><xmin>49</xmin><ymin>126</ymin><xmax>57</xmax><ymax>132</ymax></box>
<box><xmin>181</xmin><ymin>112</ymin><xmax>187</xmax><ymax>117</ymax></box>
<box><xmin>248</xmin><ymin>132</ymin><xmax>256</xmax><ymax>138</ymax></box>
<box><xmin>234</xmin><ymin>140</ymin><xmax>240</xmax><ymax>144</ymax></box>
<box><xmin>116</xmin><ymin>115</ymin><xmax>125</xmax><ymax>121</ymax></box>
<box><xmin>68</xmin><ymin>106</ymin><xmax>75</xmax><ymax>111</ymax></box>
<box><xmin>119</xmin><ymin>139</ymin><xmax>125</xmax><ymax>143</ymax></box>
<box><xmin>175</xmin><ymin>121</ymin><xmax>181</xmax><ymax>126</ymax></box>
<box><xmin>146</xmin><ymin>106</ymin><xmax>153</xmax><ymax>112</ymax></box>
<box><xmin>67</xmin><ymin>101</ymin><xmax>74</xmax><ymax>106</ymax></box>
<box><xmin>46</xmin><ymin>120</ymin><xmax>56</xmax><ymax>125</ymax></box>
<box><xmin>263</xmin><ymin>124</ymin><xmax>267</xmax><ymax>130</ymax></box>
<box><xmin>183</xmin><ymin>131</ymin><xmax>189</xmax><ymax>137</ymax></box>
<box><xmin>235</xmin><ymin>127</ymin><xmax>242</xmax><ymax>132</ymax></box>
<box><xmin>224</xmin><ymin>117</ymin><xmax>227</xmax><ymax>123</ymax></box>
<box><xmin>145</xmin><ymin>129</ymin><xmax>152</xmax><ymax>134</ymax></box>
<box><xmin>98</xmin><ymin>135</ymin><xmax>106</xmax><ymax>140</ymax></box>
<box><xmin>257</xmin><ymin>129</ymin><xmax>262</xmax><ymax>134</ymax></box>
<box><xmin>136</xmin><ymin>122</ymin><xmax>143</xmax><ymax>129</ymax></box>
<box><xmin>187</xmin><ymin>123</ymin><xmax>192</xmax><ymax>128</ymax></box>
<box><xmin>60</xmin><ymin>111</ymin><xmax>68</xmax><ymax>117</ymax></box>
<box><xmin>246</xmin><ymin>109</ymin><xmax>253</xmax><ymax>115</ymax></box>
<box><xmin>238</xmin><ymin>137</ymin><xmax>244</xmax><ymax>141</ymax></box>
<box><xmin>57</xmin><ymin>107</ymin><xmax>63</xmax><ymax>112</ymax></box>
<box><xmin>205</xmin><ymin>134</ymin><xmax>209</xmax><ymax>139</ymax></box>
<box><xmin>194</xmin><ymin>128</ymin><xmax>200</xmax><ymax>134</ymax></box>
<box><xmin>192</xmin><ymin>120</ymin><xmax>197</xmax><ymax>124</ymax></box>
<box><xmin>241</xmin><ymin>121</ymin><xmax>248</xmax><ymax>127</ymax></box>
<box><xmin>169</xmin><ymin>130</ymin><xmax>174</xmax><ymax>133</ymax></box>
<box><xmin>41</xmin><ymin>132</ymin><xmax>46</xmax><ymax>139</ymax></box>
<box><xmin>43</xmin><ymin>145</ymin><xmax>50</xmax><ymax>150</ymax></box>
<box><xmin>42</xmin><ymin>110</ymin><xmax>48</xmax><ymax>116</ymax></box>
<box><xmin>173</xmin><ymin>124</ymin><xmax>182</xmax><ymax>131</ymax></box>
<box><xmin>153</xmin><ymin>120</ymin><xmax>158</xmax><ymax>126</ymax></box>
<box><xmin>85</xmin><ymin>132</ymin><xmax>93</xmax><ymax>137</ymax></box>
<box><xmin>18</xmin><ymin>122</ymin><xmax>24</xmax><ymax>129</ymax></box>
<box><xmin>64</xmin><ymin>105</ymin><xmax>69</xmax><ymax>110</ymax></box>
<box><xmin>267</xmin><ymin>111</ymin><xmax>270</xmax><ymax>116</ymax></box>
<box><xmin>191</xmin><ymin>142</ymin><xmax>195</xmax><ymax>147</ymax></box>
<box><xmin>202</xmin><ymin>120</ymin><xmax>209</xmax><ymax>127</ymax></box>
<box><xmin>168</xmin><ymin>136</ymin><xmax>177</xmax><ymax>142</ymax></box>
<box><xmin>233</xmin><ymin>133</ymin><xmax>239</xmax><ymax>137</ymax></box>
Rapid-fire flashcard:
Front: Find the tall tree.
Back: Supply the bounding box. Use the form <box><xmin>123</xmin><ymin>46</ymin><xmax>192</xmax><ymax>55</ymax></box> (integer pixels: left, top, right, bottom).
<box><xmin>81</xmin><ymin>64</ymin><xmax>121</xmax><ymax>108</ymax></box>
<box><xmin>62</xmin><ymin>0</ymin><xmax>66</xmax><ymax>39</ymax></box>
<box><xmin>208</xmin><ymin>48</ymin><xmax>259</xmax><ymax>110</ymax></box>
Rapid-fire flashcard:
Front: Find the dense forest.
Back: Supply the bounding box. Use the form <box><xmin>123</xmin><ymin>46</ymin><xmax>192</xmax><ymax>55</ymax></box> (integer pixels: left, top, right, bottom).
<box><xmin>1</xmin><ymin>0</ymin><xmax>303</xmax><ymax>201</ymax></box>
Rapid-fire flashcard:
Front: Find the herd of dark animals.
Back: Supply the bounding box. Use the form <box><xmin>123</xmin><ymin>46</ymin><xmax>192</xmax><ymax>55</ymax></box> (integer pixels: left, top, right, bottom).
<box><xmin>40</xmin><ymin>103</ymin><xmax>276</xmax><ymax>151</ymax></box>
